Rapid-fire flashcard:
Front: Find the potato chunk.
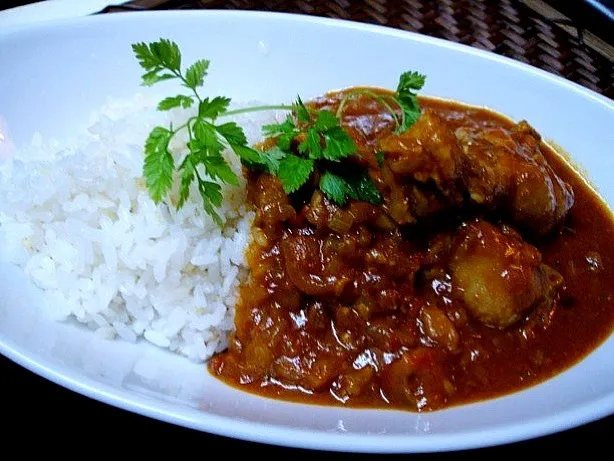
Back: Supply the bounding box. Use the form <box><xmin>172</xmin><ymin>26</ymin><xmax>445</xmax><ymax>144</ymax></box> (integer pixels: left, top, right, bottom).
<box><xmin>449</xmin><ymin>220</ymin><xmax>562</xmax><ymax>329</ymax></box>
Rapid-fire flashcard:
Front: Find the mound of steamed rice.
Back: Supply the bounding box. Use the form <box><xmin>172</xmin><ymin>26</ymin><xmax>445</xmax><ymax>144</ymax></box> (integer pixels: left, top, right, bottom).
<box><xmin>0</xmin><ymin>94</ymin><xmax>274</xmax><ymax>362</ymax></box>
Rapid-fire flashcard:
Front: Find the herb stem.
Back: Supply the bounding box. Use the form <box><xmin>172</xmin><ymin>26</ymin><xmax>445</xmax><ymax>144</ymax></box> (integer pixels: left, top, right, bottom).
<box><xmin>166</xmin><ymin>117</ymin><xmax>196</xmax><ymax>148</ymax></box>
<box><xmin>186</xmin><ymin>117</ymin><xmax>194</xmax><ymax>143</ymax></box>
<box><xmin>171</xmin><ymin>120</ymin><xmax>191</xmax><ymax>136</ymax></box>
<box><xmin>336</xmin><ymin>89</ymin><xmax>401</xmax><ymax>128</ymax></box>
<box><xmin>222</xmin><ymin>104</ymin><xmax>293</xmax><ymax>117</ymax></box>
<box><xmin>174</xmin><ymin>70</ymin><xmax>203</xmax><ymax>104</ymax></box>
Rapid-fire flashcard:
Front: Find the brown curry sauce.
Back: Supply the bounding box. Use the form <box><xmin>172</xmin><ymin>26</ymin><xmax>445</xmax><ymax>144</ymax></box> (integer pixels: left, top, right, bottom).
<box><xmin>209</xmin><ymin>94</ymin><xmax>614</xmax><ymax>411</ymax></box>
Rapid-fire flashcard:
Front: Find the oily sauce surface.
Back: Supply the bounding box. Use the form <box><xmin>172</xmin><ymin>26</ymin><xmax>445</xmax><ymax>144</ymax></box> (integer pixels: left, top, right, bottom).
<box><xmin>209</xmin><ymin>94</ymin><xmax>614</xmax><ymax>411</ymax></box>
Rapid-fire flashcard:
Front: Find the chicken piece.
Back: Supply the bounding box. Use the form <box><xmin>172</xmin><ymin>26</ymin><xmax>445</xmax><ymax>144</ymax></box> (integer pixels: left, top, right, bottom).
<box><xmin>379</xmin><ymin>110</ymin><xmax>461</xmax><ymax>197</ymax></box>
<box><xmin>455</xmin><ymin>122</ymin><xmax>574</xmax><ymax>236</ymax></box>
<box><xmin>377</xmin><ymin>111</ymin><xmax>463</xmax><ymax>224</ymax></box>
<box><xmin>250</xmin><ymin>173</ymin><xmax>296</xmax><ymax>237</ymax></box>
<box><xmin>281</xmin><ymin>235</ymin><xmax>338</xmax><ymax>296</ymax></box>
<box><xmin>379</xmin><ymin>113</ymin><xmax>574</xmax><ymax>236</ymax></box>
<box><xmin>447</xmin><ymin>219</ymin><xmax>563</xmax><ymax>329</ymax></box>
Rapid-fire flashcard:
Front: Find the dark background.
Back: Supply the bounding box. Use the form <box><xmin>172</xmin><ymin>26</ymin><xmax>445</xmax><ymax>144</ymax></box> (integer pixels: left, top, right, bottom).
<box><xmin>2</xmin><ymin>0</ymin><xmax>613</xmax><ymax>457</ymax></box>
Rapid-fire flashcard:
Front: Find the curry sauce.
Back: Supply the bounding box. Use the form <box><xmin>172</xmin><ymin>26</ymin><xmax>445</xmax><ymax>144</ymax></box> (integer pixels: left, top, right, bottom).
<box><xmin>209</xmin><ymin>94</ymin><xmax>614</xmax><ymax>411</ymax></box>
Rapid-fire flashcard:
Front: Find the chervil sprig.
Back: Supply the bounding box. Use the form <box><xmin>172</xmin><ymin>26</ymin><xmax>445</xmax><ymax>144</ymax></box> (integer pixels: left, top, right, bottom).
<box><xmin>133</xmin><ymin>38</ymin><xmax>424</xmax><ymax>223</ymax></box>
<box><xmin>132</xmin><ymin>39</ymin><xmax>290</xmax><ymax>224</ymax></box>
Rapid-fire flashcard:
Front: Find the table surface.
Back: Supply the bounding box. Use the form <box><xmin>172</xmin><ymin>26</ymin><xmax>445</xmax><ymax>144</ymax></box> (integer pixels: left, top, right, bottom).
<box><xmin>1</xmin><ymin>0</ymin><xmax>613</xmax><ymax>456</ymax></box>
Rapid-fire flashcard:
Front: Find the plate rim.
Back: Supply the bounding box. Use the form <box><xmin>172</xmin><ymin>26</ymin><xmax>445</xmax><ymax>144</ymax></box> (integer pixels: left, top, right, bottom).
<box><xmin>0</xmin><ymin>9</ymin><xmax>612</xmax><ymax>109</ymax></box>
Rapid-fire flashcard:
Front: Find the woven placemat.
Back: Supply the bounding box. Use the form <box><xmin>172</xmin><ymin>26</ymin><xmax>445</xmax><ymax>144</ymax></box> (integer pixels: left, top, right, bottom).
<box><xmin>104</xmin><ymin>0</ymin><xmax>614</xmax><ymax>100</ymax></box>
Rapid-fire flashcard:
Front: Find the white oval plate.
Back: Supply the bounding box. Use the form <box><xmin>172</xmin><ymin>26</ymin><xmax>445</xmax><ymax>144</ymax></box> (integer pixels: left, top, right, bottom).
<box><xmin>0</xmin><ymin>10</ymin><xmax>613</xmax><ymax>453</ymax></box>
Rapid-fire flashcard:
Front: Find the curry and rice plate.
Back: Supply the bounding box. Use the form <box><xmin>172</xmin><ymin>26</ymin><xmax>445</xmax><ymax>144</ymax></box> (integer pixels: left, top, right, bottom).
<box><xmin>2</xmin><ymin>40</ymin><xmax>614</xmax><ymax>412</ymax></box>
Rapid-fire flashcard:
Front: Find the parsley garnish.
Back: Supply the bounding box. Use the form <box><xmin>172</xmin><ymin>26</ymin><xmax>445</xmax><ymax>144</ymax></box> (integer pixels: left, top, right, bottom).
<box><xmin>319</xmin><ymin>172</ymin><xmax>348</xmax><ymax>205</ymax></box>
<box><xmin>319</xmin><ymin>169</ymin><xmax>383</xmax><ymax>206</ymax></box>
<box><xmin>259</xmin><ymin>98</ymin><xmax>386</xmax><ymax>206</ymax></box>
<box><xmin>396</xmin><ymin>71</ymin><xmax>426</xmax><ymax>132</ymax></box>
<box><xmin>277</xmin><ymin>153</ymin><xmax>315</xmax><ymax>193</ymax></box>
<box><xmin>259</xmin><ymin>97</ymin><xmax>378</xmax><ymax>205</ymax></box>
<box><xmin>133</xmin><ymin>39</ymin><xmax>423</xmax><ymax>223</ymax></box>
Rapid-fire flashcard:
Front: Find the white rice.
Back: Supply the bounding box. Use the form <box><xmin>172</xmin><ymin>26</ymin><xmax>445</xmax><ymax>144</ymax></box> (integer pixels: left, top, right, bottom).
<box><xmin>0</xmin><ymin>94</ymin><xmax>277</xmax><ymax>362</ymax></box>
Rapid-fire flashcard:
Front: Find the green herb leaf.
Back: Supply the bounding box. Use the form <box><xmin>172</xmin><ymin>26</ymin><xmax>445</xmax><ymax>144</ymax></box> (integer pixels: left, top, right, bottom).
<box><xmin>319</xmin><ymin>169</ymin><xmax>382</xmax><ymax>206</ymax></box>
<box><xmin>298</xmin><ymin>128</ymin><xmax>322</xmax><ymax>159</ymax></box>
<box><xmin>177</xmin><ymin>156</ymin><xmax>195</xmax><ymax>209</ymax></box>
<box><xmin>150</xmin><ymin>39</ymin><xmax>181</xmax><ymax>72</ymax></box>
<box><xmin>143</xmin><ymin>126</ymin><xmax>175</xmax><ymax>203</ymax></box>
<box><xmin>295</xmin><ymin>109</ymin><xmax>356</xmax><ymax>162</ymax></box>
<box><xmin>277</xmin><ymin>132</ymin><xmax>295</xmax><ymax>151</ymax></box>
<box><xmin>260</xmin><ymin>146</ymin><xmax>286</xmax><ymax>175</ymax></box>
<box><xmin>322</xmin><ymin>127</ymin><xmax>356</xmax><ymax>161</ymax></box>
<box><xmin>314</xmin><ymin>110</ymin><xmax>339</xmax><ymax>131</ymax></box>
<box><xmin>202</xmin><ymin>155</ymin><xmax>239</xmax><ymax>185</ymax></box>
<box><xmin>319</xmin><ymin>171</ymin><xmax>349</xmax><ymax>206</ymax></box>
<box><xmin>134</xmin><ymin>39</ymin><xmax>238</xmax><ymax>223</ymax></box>
<box><xmin>294</xmin><ymin>97</ymin><xmax>311</xmax><ymax>123</ymax></box>
<box><xmin>197</xmin><ymin>179</ymin><xmax>223</xmax><ymax>226</ymax></box>
<box><xmin>228</xmin><ymin>143</ymin><xmax>261</xmax><ymax>164</ymax></box>
<box><xmin>262</xmin><ymin>116</ymin><xmax>297</xmax><ymax>151</ymax></box>
<box><xmin>200</xmin><ymin>179</ymin><xmax>223</xmax><ymax>206</ymax></box>
<box><xmin>278</xmin><ymin>154</ymin><xmax>314</xmax><ymax>193</ymax></box>
<box><xmin>262</xmin><ymin>116</ymin><xmax>296</xmax><ymax>137</ymax></box>
<box><xmin>266</xmin><ymin>98</ymin><xmax>358</xmax><ymax>197</ymax></box>
<box><xmin>132</xmin><ymin>42</ymin><xmax>161</xmax><ymax>71</ymax></box>
<box><xmin>335</xmin><ymin>73</ymin><xmax>425</xmax><ymax>134</ymax></box>
<box><xmin>376</xmin><ymin>151</ymin><xmax>385</xmax><ymax>167</ymax></box>
<box><xmin>141</xmin><ymin>70</ymin><xmax>177</xmax><ymax>87</ymax></box>
<box><xmin>396</xmin><ymin>70</ymin><xmax>426</xmax><ymax>132</ymax></box>
<box><xmin>133</xmin><ymin>40</ymin><xmax>182</xmax><ymax>86</ymax></box>
<box><xmin>157</xmin><ymin>95</ymin><xmax>194</xmax><ymax>111</ymax></box>
<box><xmin>216</xmin><ymin>121</ymin><xmax>247</xmax><ymax>146</ymax></box>
<box><xmin>239</xmin><ymin>146</ymin><xmax>286</xmax><ymax>175</ymax></box>
<box><xmin>346</xmin><ymin>171</ymin><xmax>383</xmax><ymax>205</ymax></box>
<box><xmin>199</xmin><ymin>96</ymin><xmax>230</xmax><ymax>119</ymax></box>
<box><xmin>398</xmin><ymin>71</ymin><xmax>426</xmax><ymax>92</ymax></box>
<box><xmin>184</xmin><ymin>59</ymin><xmax>210</xmax><ymax>89</ymax></box>
<box><xmin>192</xmin><ymin>119</ymin><xmax>224</xmax><ymax>157</ymax></box>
